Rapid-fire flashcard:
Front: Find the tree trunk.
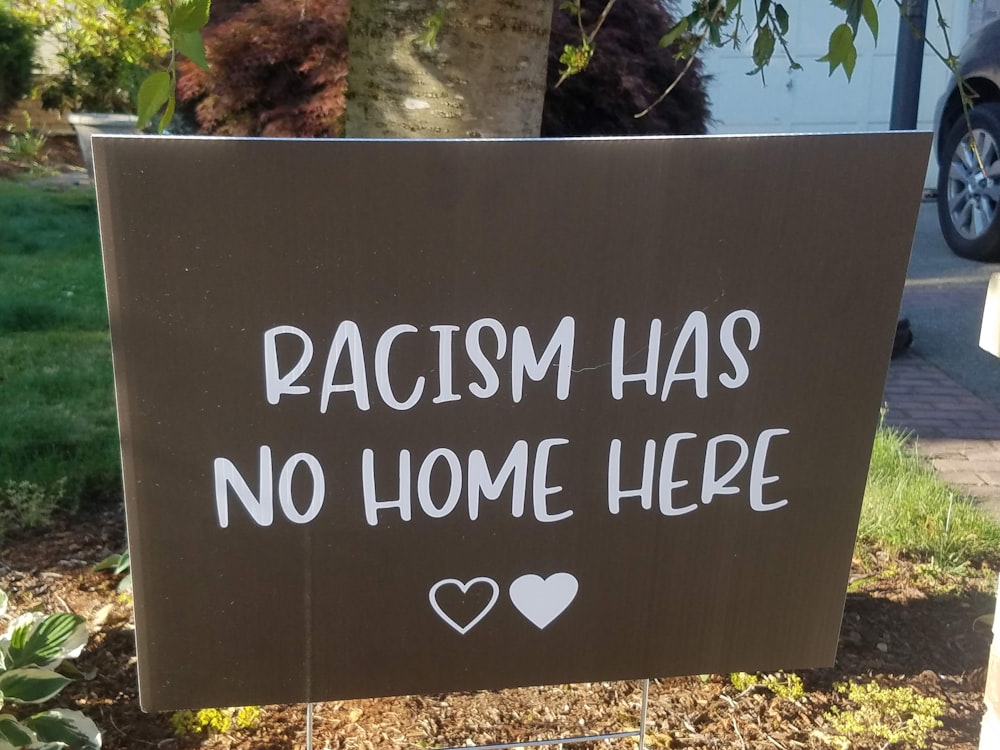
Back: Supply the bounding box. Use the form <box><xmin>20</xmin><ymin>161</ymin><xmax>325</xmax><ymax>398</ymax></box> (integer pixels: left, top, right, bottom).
<box><xmin>345</xmin><ymin>0</ymin><xmax>553</xmax><ymax>138</ymax></box>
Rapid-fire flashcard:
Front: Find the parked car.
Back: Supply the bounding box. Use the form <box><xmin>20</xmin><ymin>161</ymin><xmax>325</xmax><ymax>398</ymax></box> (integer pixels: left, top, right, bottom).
<box><xmin>935</xmin><ymin>19</ymin><xmax>1000</xmax><ymax>261</ymax></box>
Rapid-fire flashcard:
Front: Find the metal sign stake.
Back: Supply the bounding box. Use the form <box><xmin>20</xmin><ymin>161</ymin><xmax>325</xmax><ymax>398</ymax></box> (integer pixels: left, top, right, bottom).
<box><xmin>304</xmin><ymin>679</ymin><xmax>654</xmax><ymax>750</ymax></box>
<box><xmin>639</xmin><ymin>678</ymin><xmax>649</xmax><ymax>750</ymax></box>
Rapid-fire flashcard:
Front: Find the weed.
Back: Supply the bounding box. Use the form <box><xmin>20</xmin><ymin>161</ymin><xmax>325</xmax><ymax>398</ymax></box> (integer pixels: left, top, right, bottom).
<box><xmin>6</xmin><ymin>114</ymin><xmax>48</xmax><ymax>163</ymax></box>
<box><xmin>825</xmin><ymin>681</ymin><xmax>944</xmax><ymax>748</ymax></box>
<box><xmin>730</xmin><ymin>672</ymin><xmax>758</xmax><ymax>692</ymax></box>
<box><xmin>0</xmin><ymin>478</ymin><xmax>65</xmax><ymax>538</ymax></box>
<box><xmin>730</xmin><ymin>671</ymin><xmax>804</xmax><ymax>700</ymax></box>
<box><xmin>766</xmin><ymin>672</ymin><xmax>804</xmax><ymax>701</ymax></box>
<box><xmin>170</xmin><ymin>706</ymin><xmax>261</xmax><ymax>736</ymax></box>
<box><xmin>859</xmin><ymin>423</ymin><xmax>1000</xmax><ymax>566</ymax></box>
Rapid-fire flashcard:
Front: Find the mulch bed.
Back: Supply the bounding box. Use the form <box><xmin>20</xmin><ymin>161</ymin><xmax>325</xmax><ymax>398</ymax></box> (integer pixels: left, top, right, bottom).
<box><xmin>0</xmin><ymin>505</ymin><xmax>995</xmax><ymax>750</ymax></box>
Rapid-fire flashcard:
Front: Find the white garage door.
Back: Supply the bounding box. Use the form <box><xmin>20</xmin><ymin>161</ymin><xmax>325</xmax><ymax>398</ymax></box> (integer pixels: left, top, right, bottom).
<box><xmin>701</xmin><ymin>0</ymin><xmax>974</xmax><ymax>186</ymax></box>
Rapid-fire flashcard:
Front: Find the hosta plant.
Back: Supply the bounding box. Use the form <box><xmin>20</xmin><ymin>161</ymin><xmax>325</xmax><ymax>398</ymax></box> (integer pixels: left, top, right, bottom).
<box><xmin>93</xmin><ymin>549</ymin><xmax>131</xmax><ymax>593</ymax></box>
<box><xmin>0</xmin><ymin>589</ymin><xmax>100</xmax><ymax>750</ymax></box>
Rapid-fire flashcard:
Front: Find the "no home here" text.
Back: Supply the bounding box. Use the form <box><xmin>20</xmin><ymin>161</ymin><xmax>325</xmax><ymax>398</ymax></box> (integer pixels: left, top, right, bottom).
<box><xmin>213</xmin><ymin>310</ymin><xmax>791</xmax><ymax>529</ymax></box>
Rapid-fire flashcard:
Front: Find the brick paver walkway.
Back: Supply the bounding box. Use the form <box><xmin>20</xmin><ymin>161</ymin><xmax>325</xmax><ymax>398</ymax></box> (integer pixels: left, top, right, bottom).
<box><xmin>883</xmin><ymin>352</ymin><xmax>1000</xmax><ymax>521</ymax></box>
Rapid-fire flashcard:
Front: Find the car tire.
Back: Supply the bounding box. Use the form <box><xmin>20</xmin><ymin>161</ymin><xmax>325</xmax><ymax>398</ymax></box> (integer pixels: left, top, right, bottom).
<box><xmin>937</xmin><ymin>102</ymin><xmax>1000</xmax><ymax>261</ymax></box>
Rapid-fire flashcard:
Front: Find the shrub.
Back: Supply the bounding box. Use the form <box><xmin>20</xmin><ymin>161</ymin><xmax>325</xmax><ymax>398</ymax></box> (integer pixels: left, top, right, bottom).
<box><xmin>542</xmin><ymin>0</ymin><xmax>711</xmax><ymax>136</ymax></box>
<box><xmin>0</xmin><ymin>5</ymin><xmax>36</xmax><ymax>114</ymax></box>
<box><xmin>12</xmin><ymin>0</ymin><xmax>166</xmax><ymax>112</ymax></box>
<box><xmin>176</xmin><ymin>0</ymin><xmax>350</xmax><ymax>137</ymax></box>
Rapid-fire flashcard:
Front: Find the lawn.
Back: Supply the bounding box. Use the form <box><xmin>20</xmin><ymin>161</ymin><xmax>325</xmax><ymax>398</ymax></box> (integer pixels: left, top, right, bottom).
<box><xmin>860</xmin><ymin>422</ymin><xmax>1000</xmax><ymax>566</ymax></box>
<box><xmin>0</xmin><ymin>182</ymin><xmax>119</xmax><ymax>536</ymax></box>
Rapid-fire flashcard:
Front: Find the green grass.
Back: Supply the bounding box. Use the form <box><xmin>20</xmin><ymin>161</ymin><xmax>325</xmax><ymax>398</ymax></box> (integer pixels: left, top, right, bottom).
<box><xmin>858</xmin><ymin>421</ymin><xmax>1000</xmax><ymax>567</ymax></box>
<box><xmin>0</xmin><ymin>182</ymin><xmax>119</xmax><ymax>534</ymax></box>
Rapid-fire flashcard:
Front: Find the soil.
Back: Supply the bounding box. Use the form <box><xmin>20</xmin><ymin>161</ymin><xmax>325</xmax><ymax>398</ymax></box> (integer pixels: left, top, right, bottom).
<box><xmin>0</xmin><ymin>504</ymin><xmax>995</xmax><ymax>750</ymax></box>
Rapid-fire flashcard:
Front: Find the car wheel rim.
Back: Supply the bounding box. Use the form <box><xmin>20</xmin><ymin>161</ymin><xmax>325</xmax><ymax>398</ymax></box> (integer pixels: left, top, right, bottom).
<box><xmin>946</xmin><ymin>126</ymin><xmax>1000</xmax><ymax>240</ymax></box>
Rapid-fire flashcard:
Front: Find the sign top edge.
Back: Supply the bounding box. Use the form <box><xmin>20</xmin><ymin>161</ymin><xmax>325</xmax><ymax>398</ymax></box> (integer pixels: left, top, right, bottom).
<box><xmin>90</xmin><ymin>130</ymin><xmax>933</xmax><ymax>145</ymax></box>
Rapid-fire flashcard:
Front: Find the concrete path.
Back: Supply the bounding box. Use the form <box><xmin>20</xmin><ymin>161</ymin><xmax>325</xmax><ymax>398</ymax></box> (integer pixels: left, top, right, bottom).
<box><xmin>882</xmin><ymin>201</ymin><xmax>1000</xmax><ymax>521</ymax></box>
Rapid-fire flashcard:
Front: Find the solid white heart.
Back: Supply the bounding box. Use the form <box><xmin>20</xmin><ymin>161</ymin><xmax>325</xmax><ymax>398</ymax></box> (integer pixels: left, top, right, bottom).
<box><xmin>509</xmin><ymin>573</ymin><xmax>579</xmax><ymax>630</ymax></box>
<box><xmin>428</xmin><ymin>577</ymin><xmax>500</xmax><ymax>635</ymax></box>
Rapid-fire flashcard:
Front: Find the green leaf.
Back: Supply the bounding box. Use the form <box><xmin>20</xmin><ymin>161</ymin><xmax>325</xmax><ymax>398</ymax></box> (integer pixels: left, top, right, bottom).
<box><xmin>93</xmin><ymin>554</ymin><xmax>122</xmax><ymax>573</ymax></box>
<box><xmin>861</xmin><ymin>0</ymin><xmax>878</xmax><ymax>40</ymax></box>
<box><xmin>756</xmin><ymin>0</ymin><xmax>771</xmax><ymax>26</ymax></box>
<box><xmin>7</xmin><ymin>620</ymin><xmax>29</xmax><ymax>656</ymax></box>
<box><xmin>751</xmin><ymin>25</ymin><xmax>776</xmax><ymax>73</ymax></box>
<box><xmin>659</xmin><ymin>18</ymin><xmax>688</xmax><ymax>49</ymax></box>
<box><xmin>56</xmin><ymin>661</ymin><xmax>97</xmax><ymax>682</ymax></box>
<box><xmin>25</xmin><ymin>710</ymin><xmax>101</xmax><ymax>750</ymax></box>
<box><xmin>8</xmin><ymin>613</ymin><xmax>86</xmax><ymax>669</ymax></box>
<box><xmin>708</xmin><ymin>19</ymin><xmax>723</xmax><ymax>47</ymax></box>
<box><xmin>774</xmin><ymin>3</ymin><xmax>789</xmax><ymax>36</ymax></box>
<box><xmin>121</xmin><ymin>0</ymin><xmax>152</xmax><ymax>10</ymax></box>
<box><xmin>0</xmin><ymin>668</ymin><xmax>71</xmax><ymax>704</ymax></box>
<box><xmin>137</xmin><ymin>71</ymin><xmax>172</xmax><ymax>130</ymax></box>
<box><xmin>819</xmin><ymin>23</ymin><xmax>858</xmax><ymax>80</ymax></box>
<box><xmin>171</xmin><ymin>0</ymin><xmax>212</xmax><ymax>33</ymax></box>
<box><xmin>828</xmin><ymin>0</ymin><xmax>863</xmax><ymax>35</ymax></box>
<box><xmin>558</xmin><ymin>42</ymin><xmax>594</xmax><ymax>78</ymax></box>
<box><xmin>0</xmin><ymin>715</ymin><xmax>35</xmax><ymax>747</ymax></box>
<box><xmin>158</xmin><ymin>94</ymin><xmax>176</xmax><ymax>133</ymax></box>
<box><xmin>174</xmin><ymin>29</ymin><xmax>208</xmax><ymax>70</ymax></box>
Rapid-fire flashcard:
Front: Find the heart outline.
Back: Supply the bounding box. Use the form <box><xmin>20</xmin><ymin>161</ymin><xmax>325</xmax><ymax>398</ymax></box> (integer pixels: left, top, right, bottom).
<box><xmin>429</xmin><ymin>577</ymin><xmax>500</xmax><ymax>635</ymax></box>
<box><xmin>509</xmin><ymin>572</ymin><xmax>579</xmax><ymax>630</ymax></box>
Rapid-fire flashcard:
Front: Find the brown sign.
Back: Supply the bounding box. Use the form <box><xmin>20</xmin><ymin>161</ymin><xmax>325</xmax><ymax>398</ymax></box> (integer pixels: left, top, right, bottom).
<box><xmin>94</xmin><ymin>133</ymin><xmax>930</xmax><ymax>711</ymax></box>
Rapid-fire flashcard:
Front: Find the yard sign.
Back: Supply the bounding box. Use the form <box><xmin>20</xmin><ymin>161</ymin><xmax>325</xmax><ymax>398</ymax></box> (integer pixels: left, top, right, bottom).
<box><xmin>93</xmin><ymin>133</ymin><xmax>930</xmax><ymax>711</ymax></box>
